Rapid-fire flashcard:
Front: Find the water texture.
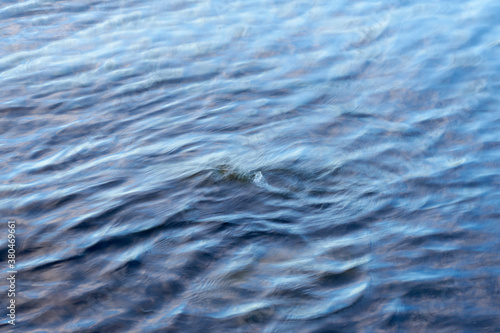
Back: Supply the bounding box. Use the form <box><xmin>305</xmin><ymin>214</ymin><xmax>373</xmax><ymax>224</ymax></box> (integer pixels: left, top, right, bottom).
<box><xmin>1</xmin><ymin>0</ymin><xmax>499</xmax><ymax>331</ymax></box>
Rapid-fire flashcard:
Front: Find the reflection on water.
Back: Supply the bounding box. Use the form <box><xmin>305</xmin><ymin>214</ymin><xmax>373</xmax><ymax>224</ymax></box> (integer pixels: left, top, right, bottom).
<box><xmin>1</xmin><ymin>0</ymin><xmax>499</xmax><ymax>331</ymax></box>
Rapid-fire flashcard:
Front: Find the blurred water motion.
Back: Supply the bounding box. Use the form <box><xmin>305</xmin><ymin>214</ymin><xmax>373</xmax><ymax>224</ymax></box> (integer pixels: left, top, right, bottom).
<box><xmin>1</xmin><ymin>0</ymin><xmax>500</xmax><ymax>331</ymax></box>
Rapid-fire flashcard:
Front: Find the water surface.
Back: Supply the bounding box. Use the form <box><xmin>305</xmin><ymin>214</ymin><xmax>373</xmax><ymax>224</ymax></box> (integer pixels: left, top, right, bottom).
<box><xmin>1</xmin><ymin>0</ymin><xmax>500</xmax><ymax>331</ymax></box>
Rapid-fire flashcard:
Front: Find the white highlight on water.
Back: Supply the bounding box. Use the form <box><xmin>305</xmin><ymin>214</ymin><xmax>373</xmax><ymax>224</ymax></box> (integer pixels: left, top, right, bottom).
<box><xmin>253</xmin><ymin>171</ymin><xmax>268</xmax><ymax>187</ymax></box>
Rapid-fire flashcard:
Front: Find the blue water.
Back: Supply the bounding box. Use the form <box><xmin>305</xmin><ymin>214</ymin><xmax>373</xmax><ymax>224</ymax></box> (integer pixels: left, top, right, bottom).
<box><xmin>1</xmin><ymin>0</ymin><xmax>500</xmax><ymax>332</ymax></box>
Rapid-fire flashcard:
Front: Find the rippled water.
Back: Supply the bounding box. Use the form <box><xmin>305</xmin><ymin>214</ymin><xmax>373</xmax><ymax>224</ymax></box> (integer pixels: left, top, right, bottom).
<box><xmin>1</xmin><ymin>0</ymin><xmax>500</xmax><ymax>331</ymax></box>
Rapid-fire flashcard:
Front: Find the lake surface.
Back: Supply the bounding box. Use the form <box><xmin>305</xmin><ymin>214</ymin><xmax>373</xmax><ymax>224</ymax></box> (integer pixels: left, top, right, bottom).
<box><xmin>1</xmin><ymin>0</ymin><xmax>499</xmax><ymax>331</ymax></box>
